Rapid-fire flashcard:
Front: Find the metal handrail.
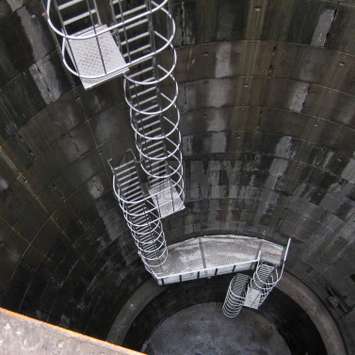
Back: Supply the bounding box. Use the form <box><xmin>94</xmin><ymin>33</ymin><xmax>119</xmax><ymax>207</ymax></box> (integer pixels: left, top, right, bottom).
<box><xmin>152</xmin><ymin>256</ymin><xmax>261</xmax><ymax>279</ymax></box>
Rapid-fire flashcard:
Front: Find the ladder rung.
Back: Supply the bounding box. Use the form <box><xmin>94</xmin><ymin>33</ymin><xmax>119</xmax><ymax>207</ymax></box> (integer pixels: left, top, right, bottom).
<box><xmin>125</xmin><ymin>190</ymin><xmax>144</xmax><ymax>200</ymax></box>
<box><xmin>134</xmin><ymin>218</ymin><xmax>152</xmax><ymax>226</ymax></box>
<box><xmin>121</xmin><ymin>32</ymin><xmax>150</xmax><ymax>46</ymax></box>
<box><xmin>116</xmin><ymin>170</ymin><xmax>137</xmax><ymax>182</ymax></box>
<box><xmin>135</xmin><ymin>104</ymin><xmax>159</xmax><ymax>114</ymax></box>
<box><xmin>124</xmin><ymin>44</ymin><xmax>151</xmax><ymax>58</ymax></box>
<box><xmin>130</xmin><ymin>86</ymin><xmax>156</xmax><ymax>99</ymax></box>
<box><xmin>128</xmin><ymin>77</ymin><xmax>156</xmax><ymax>92</ymax></box>
<box><xmin>149</xmin><ymin>159</ymin><xmax>165</xmax><ymax>167</ymax></box>
<box><xmin>129</xmin><ymin>66</ymin><xmax>154</xmax><ymax>79</ymax></box>
<box><xmin>58</xmin><ymin>0</ymin><xmax>86</xmax><ymax>11</ymax></box>
<box><xmin>135</xmin><ymin>224</ymin><xmax>152</xmax><ymax>232</ymax></box>
<box><xmin>142</xmin><ymin>146</ymin><xmax>165</xmax><ymax>156</ymax></box>
<box><xmin>142</xmin><ymin>140</ymin><xmax>164</xmax><ymax>150</ymax></box>
<box><xmin>136</xmin><ymin>112</ymin><xmax>161</xmax><ymax>124</ymax></box>
<box><xmin>141</xmin><ymin>126</ymin><xmax>162</xmax><ymax>136</ymax></box>
<box><xmin>63</xmin><ymin>9</ymin><xmax>97</xmax><ymax>26</ymax></box>
<box><xmin>132</xmin><ymin>214</ymin><xmax>148</xmax><ymax>221</ymax></box>
<box><xmin>150</xmin><ymin>166</ymin><xmax>166</xmax><ymax>174</ymax></box>
<box><xmin>122</xmin><ymin>185</ymin><xmax>141</xmax><ymax>195</ymax></box>
<box><xmin>117</xmin><ymin>18</ymin><xmax>148</xmax><ymax>33</ymax></box>
<box><xmin>119</xmin><ymin>176</ymin><xmax>139</xmax><ymax>187</ymax></box>
<box><xmin>116</xmin><ymin>163</ymin><xmax>136</xmax><ymax>175</ymax></box>
<box><xmin>129</xmin><ymin>204</ymin><xmax>145</xmax><ymax>211</ymax></box>
<box><xmin>129</xmin><ymin>208</ymin><xmax>146</xmax><ymax>215</ymax></box>
<box><xmin>136</xmin><ymin>94</ymin><xmax>158</xmax><ymax>107</ymax></box>
<box><xmin>139</xmin><ymin>119</ymin><xmax>161</xmax><ymax>131</ymax></box>
<box><xmin>115</xmin><ymin>4</ymin><xmax>147</xmax><ymax>20</ymax></box>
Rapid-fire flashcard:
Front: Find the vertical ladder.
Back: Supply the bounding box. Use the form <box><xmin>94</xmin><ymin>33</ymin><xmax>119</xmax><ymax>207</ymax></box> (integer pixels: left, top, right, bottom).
<box><xmin>243</xmin><ymin>263</ymin><xmax>276</xmax><ymax>309</ymax></box>
<box><xmin>222</xmin><ymin>273</ymin><xmax>250</xmax><ymax>318</ymax></box>
<box><xmin>111</xmin><ymin>152</ymin><xmax>168</xmax><ymax>271</ymax></box>
<box><xmin>222</xmin><ymin>239</ymin><xmax>291</xmax><ymax>318</ymax></box>
<box><xmin>113</xmin><ymin>0</ymin><xmax>185</xmax><ymax>218</ymax></box>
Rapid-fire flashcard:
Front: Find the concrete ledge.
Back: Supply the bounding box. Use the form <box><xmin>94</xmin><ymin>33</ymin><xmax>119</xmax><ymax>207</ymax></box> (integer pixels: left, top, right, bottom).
<box><xmin>0</xmin><ymin>307</ymin><xmax>144</xmax><ymax>355</ymax></box>
<box><xmin>278</xmin><ymin>274</ymin><xmax>347</xmax><ymax>355</ymax></box>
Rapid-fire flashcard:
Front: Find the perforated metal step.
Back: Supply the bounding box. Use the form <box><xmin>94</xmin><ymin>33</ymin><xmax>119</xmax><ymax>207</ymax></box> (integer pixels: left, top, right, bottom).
<box><xmin>67</xmin><ymin>25</ymin><xmax>128</xmax><ymax>89</ymax></box>
<box><xmin>149</xmin><ymin>179</ymin><xmax>185</xmax><ymax>218</ymax></box>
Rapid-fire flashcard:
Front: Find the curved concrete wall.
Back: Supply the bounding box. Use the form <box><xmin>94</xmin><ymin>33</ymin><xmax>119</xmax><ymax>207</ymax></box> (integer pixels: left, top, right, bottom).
<box><xmin>0</xmin><ymin>0</ymin><xmax>354</xmax><ymax>352</ymax></box>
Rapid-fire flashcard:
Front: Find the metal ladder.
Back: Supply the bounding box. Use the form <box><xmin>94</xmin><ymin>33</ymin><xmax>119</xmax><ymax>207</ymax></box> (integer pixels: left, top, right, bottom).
<box><xmin>222</xmin><ymin>273</ymin><xmax>250</xmax><ymax>318</ymax></box>
<box><xmin>47</xmin><ymin>0</ymin><xmax>185</xmax><ymax>216</ymax></box>
<box><xmin>222</xmin><ymin>239</ymin><xmax>291</xmax><ymax>317</ymax></box>
<box><xmin>110</xmin><ymin>151</ymin><xmax>168</xmax><ymax>272</ymax></box>
<box><xmin>46</xmin><ymin>0</ymin><xmax>177</xmax><ymax>90</ymax></box>
<box><xmin>243</xmin><ymin>263</ymin><xmax>276</xmax><ymax>309</ymax></box>
<box><xmin>115</xmin><ymin>0</ymin><xmax>185</xmax><ymax>218</ymax></box>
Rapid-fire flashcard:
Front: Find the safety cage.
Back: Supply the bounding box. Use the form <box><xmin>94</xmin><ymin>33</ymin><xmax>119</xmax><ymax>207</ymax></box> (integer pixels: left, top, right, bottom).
<box><xmin>45</xmin><ymin>0</ymin><xmax>176</xmax><ymax>89</ymax></box>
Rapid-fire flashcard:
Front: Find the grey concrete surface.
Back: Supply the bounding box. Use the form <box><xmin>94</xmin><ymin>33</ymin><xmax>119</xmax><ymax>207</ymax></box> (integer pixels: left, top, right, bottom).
<box><xmin>141</xmin><ymin>303</ymin><xmax>291</xmax><ymax>355</ymax></box>
<box><xmin>279</xmin><ymin>273</ymin><xmax>347</xmax><ymax>355</ymax></box>
<box><xmin>0</xmin><ymin>307</ymin><xmax>144</xmax><ymax>355</ymax></box>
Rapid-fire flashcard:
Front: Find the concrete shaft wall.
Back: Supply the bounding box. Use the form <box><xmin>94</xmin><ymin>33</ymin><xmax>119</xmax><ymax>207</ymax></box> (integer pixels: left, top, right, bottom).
<box><xmin>0</xmin><ymin>0</ymin><xmax>355</xmax><ymax>352</ymax></box>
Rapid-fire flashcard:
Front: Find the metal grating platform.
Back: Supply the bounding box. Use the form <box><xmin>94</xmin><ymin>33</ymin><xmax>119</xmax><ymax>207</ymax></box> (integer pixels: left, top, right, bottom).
<box><xmin>243</xmin><ymin>288</ymin><xmax>262</xmax><ymax>309</ymax></box>
<box><xmin>149</xmin><ymin>180</ymin><xmax>185</xmax><ymax>219</ymax></box>
<box><xmin>68</xmin><ymin>25</ymin><xmax>128</xmax><ymax>89</ymax></box>
<box><xmin>152</xmin><ymin>235</ymin><xmax>285</xmax><ymax>285</ymax></box>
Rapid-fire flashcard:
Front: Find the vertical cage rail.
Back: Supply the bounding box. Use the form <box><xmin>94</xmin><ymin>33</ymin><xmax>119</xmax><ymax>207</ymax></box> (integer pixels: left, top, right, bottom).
<box><xmin>110</xmin><ymin>153</ymin><xmax>168</xmax><ymax>272</ymax></box>
<box><xmin>222</xmin><ymin>273</ymin><xmax>250</xmax><ymax>319</ymax></box>
<box><xmin>112</xmin><ymin>0</ymin><xmax>185</xmax><ymax>218</ymax></box>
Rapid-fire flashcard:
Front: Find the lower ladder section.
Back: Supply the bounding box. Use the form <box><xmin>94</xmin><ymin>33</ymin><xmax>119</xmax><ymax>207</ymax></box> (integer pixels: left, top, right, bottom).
<box><xmin>244</xmin><ymin>263</ymin><xmax>275</xmax><ymax>309</ymax></box>
<box><xmin>222</xmin><ymin>239</ymin><xmax>290</xmax><ymax>318</ymax></box>
<box><xmin>222</xmin><ymin>273</ymin><xmax>250</xmax><ymax>319</ymax></box>
<box><xmin>111</xmin><ymin>152</ymin><xmax>168</xmax><ymax>272</ymax></box>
